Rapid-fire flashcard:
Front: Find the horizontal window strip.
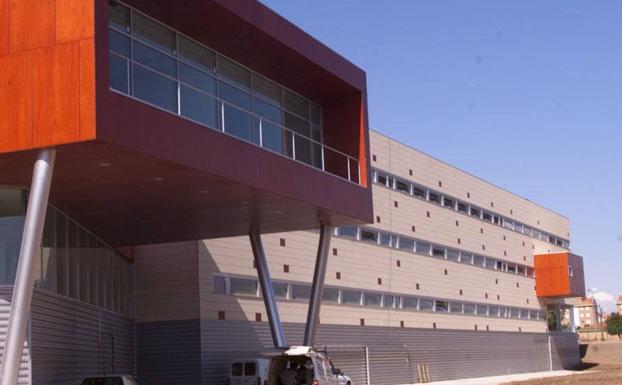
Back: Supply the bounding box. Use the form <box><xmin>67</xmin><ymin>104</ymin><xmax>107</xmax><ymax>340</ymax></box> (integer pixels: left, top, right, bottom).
<box><xmin>212</xmin><ymin>274</ymin><xmax>545</xmax><ymax>322</ymax></box>
<box><xmin>335</xmin><ymin>226</ymin><xmax>535</xmax><ymax>279</ymax></box>
<box><xmin>372</xmin><ymin>168</ymin><xmax>570</xmax><ymax>250</ymax></box>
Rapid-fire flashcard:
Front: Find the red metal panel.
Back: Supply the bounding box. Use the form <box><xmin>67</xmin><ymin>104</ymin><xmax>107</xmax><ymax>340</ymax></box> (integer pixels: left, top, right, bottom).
<box><xmin>535</xmin><ymin>252</ymin><xmax>585</xmax><ymax>298</ymax></box>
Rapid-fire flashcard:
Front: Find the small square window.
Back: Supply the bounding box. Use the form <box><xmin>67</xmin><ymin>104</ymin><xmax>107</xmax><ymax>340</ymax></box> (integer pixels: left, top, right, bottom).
<box><xmin>482</xmin><ymin>244</ymin><xmax>486</xmax><ymax>251</ymax></box>
<box><xmin>412</xmin><ymin>225</ymin><xmax>416</xmax><ymax>232</ymax></box>
<box><xmin>497</xmin><ymin>295</ymin><xmax>501</xmax><ymax>300</ymax></box>
<box><xmin>490</xmin><ymin>202</ymin><xmax>494</xmax><ymax>207</ymax></box>
<box><xmin>459</xmin><ymin>289</ymin><xmax>463</xmax><ymax>296</ymax></box>
<box><xmin>504</xmin><ymin>251</ymin><xmax>507</xmax><ymax>256</ymax></box>
<box><xmin>394</xmin><ymin>201</ymin><xmax>399</xmax><ymax>208</ymax></box>
<box><xmin>336</xmin><ymin>272</ymin><xmax>341</xmax><ymax>280</ymax></box>
<box><xmin>516</xmin><ymin>282</ymin><xmax>520</xmax><ymax>288</ymax></box>
<box><xmin>409</xmin><ymin>169</ymin><xmax>413</xmax><ymax>176</ymax></box>
<box><xmin>396</xmin><ymin>260</ymin><xmax>401</xmax><ymax>267</ymax></box>
<box><xmin>255</xmin><ymin>313</ymin><xmax>262</xmax><ymax>322</ymax></box>
<box><xmin>416</xmin><ymin>283</ymin><xmax>420</xmax><ymax>290</ymax></box>
<box><xmin>376</xmin><ymin>216</ymin><xmax>381</xmax><ymax>223</ymax></box>
<box><xmin>438</xmin><ymin>181</ymin><xmax>443</xmax><ymax>187</ymax></box>
<box><xmin>467</xmin><ymin>192</ymin><xmax>471</xmax><ymax>198</ymax></box>
<box><xmin>360</xmin><ymin>318</ymin><xmax>365</xmax><ymax>326</ymax></box>
<box><xmin>372</xmin><ymin>155</ymin><xmax>377</xmax><ymax>162</ymax></box>
<box><xmin>283</xmin><ymin>265</ymin><xmax>289</xmax><ymax>273</ymax></box>
<box><xmin>426</xmin><ymin>211</ymin><xmax>431</xmax><ymax>218</ymax></box>
<box><xmin>444</xmin><ymin>269</ymin><xmax>448</xmax><ymax>276</ymax></box>
<box><xmin>433</xmin><ymin>322</ymin><xmax>437</xmax><ymax>329</ymax></box>
<box><xmin>455</xmin><ymin>220</ymin><xmax>459</xmax><ymax>227</ymax></box>
<box><xmin>457</xmin><ymin>238</ymin><xmax>461</xmax><ymax>244</ymax></box>
<box><xmin>510</xmin><ymin>209</ymin><xmax>514</xmax><ymax>215</ymax></box>
<box><xmin>333</xmin><ymin>248</ymin><xmax>338</xmax><ymax>256</ymax></box>
<box><xmin>485</xmin><ymin>293</ymin><xmax>489</xmax><ymax>299</ymax></box>
<box><xmin>218</xmin><ymin>311</ymin><xmax>225</xmax><ymax>320</ymax></box>
<box><xmin>400</xmin><ymin>320</ymin><xmax>405</xmax><ymax>328</ymax></box>
<box><xmin>377</xmin><ymin>278</ymin><xmax>382</xmax><ymax>285</ymax></box>
<box><xmin>495</xmin><ymin>279</ymin><xmax>498</xmax><ymax>284</ymax></box>
<box><xmin>280</xmin><ymin>238</ymin><xmax>286</xmax><ymax>247</ymax></box>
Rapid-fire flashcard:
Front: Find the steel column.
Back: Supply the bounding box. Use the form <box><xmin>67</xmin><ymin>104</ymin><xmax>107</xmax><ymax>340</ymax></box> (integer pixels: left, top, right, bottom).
<box><xmin>249</xmin><ymin>231</ymin><xmax>287</xmax><ymax>348</ymax></box>
<box><xmin>0</xmin><ymin>148</ymin><xmax>55</xmax><ymax>385</ymax></box>
<box><xmin>303</xmin><ymin>223</ymin><xmax>332</xmax><ymax>346</ymax></box>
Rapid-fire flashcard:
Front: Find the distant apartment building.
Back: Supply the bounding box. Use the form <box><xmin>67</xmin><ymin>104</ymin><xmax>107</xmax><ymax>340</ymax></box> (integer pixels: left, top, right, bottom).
<box><xmin>618</xmin><ymin>295</ymin><xmax>622</xmax><ymax>315</ymax></box>
<box><xmin>568</xmin><ymin>297</ymin><xmax>597</xmax><ymax>328</ymax></box>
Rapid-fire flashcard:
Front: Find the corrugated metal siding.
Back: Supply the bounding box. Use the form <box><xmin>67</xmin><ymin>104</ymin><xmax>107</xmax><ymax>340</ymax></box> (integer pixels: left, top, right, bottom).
<box><xmin>550</xmin><ymin>332</ymin><xmax>580</xmax><ymax>370</ymax></box>
<box><xmin>29</xmin><ymin>288</ymin><xmax>134</xmax><ymax>385</ymax></box>
<box><xmin>0</xmin><ymin>287</ymin><xmax>31</xmax><ymax>385</ymax></box>
<box><xmin>200</xmin><ymin>320</ymin><xmax>580</xmax><ymax>385</ymax></box>
<box><xmin>136</xmin><ymin>320</ymin><xmax>202</xmax><ymax>385</ymax></box>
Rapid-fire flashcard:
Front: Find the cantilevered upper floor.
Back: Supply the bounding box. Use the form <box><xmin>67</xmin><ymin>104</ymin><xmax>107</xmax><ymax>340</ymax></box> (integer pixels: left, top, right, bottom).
<box><xmin>0</xmin><ymin>0</ymin><xmax>373</xmax><ymax>245</ymax></box>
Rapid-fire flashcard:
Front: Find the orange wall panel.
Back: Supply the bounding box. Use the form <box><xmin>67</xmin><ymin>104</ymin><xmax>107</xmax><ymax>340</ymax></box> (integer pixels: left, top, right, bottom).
<box><xmin>535</xmin><ymin>252</ymin><xmax>585</xmax><ymax>298</ymax></box>
<box><xmin>0</xmin><ymin>53</ymin><xmax>32</xmax><ymax>152</ymax></box>
<box><xmin>32</xmin><ymin>42</ymin><xmax>81</xmax><ymax>147</ymax></box>
<box><xmin>9</xmin><ymin>0</ymin><xmax>55</xmax><ymax>53</ymax></box>
<box><xmin>56</xmin><ymin>0</ymin><xmax>94</xmax><ymax>43</ymax></box>
<box><xmin>0</xmin><ymin>0</ymin><xmax>8</xmax><ymax>55</ymax></box>
<box><xmin>79</xmin><ymin>38</ymin><xmax>96</xmax><ymax>140</ymax></box>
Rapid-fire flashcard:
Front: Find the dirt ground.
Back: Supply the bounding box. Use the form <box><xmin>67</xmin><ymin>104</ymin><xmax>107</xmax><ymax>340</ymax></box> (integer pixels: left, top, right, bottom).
<box><xmin>503</xmin><ymin>364</ymin><xmax>622</xmax><ymax>385</ymax></box>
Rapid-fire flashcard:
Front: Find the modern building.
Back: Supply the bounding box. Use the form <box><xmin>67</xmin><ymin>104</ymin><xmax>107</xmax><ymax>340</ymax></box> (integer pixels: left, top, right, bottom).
<box><xmin>0</xmin><ymin>1</ymin><xmax>585</xmax><ymax>385</ymax></box>
<box><xmin>618</xmin><ymin>295</ymin><xmax>622</xmax><ymax>315</ymax></box>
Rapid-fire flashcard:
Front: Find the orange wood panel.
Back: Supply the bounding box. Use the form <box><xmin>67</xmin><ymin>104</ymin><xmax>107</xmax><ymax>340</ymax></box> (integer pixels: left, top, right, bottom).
<box><xmin>55</xmin><ymin>0</ymin><xmax>94</xmax><ymax>43</ymax></box>
<box><xmin>0</xmin><ymin>0</ymin><xmax>8</xmax><ymax>55</ymax></box>
<box><xmin>79</xmin><ymin>38</ymin><xmax>96</xmax><ymax>140</ymax></box>
<box><xmin>535</xmin><ymin>252</ymin><xmax>585</xmax><ymax>298</ymax></box>
<box><xmin>9</xmin><ymin>0</ymin><xmax>55</xmax><ymax>53</ymax></box>
<box><xmin>32</xmin><ymin>42</ymin><xmax>81</xmax><ymax>147</ymax></box>
<box><xmin>0</xmin><ymin>52</ymin><xmax>33</xmax><ymax>152</ymax></box>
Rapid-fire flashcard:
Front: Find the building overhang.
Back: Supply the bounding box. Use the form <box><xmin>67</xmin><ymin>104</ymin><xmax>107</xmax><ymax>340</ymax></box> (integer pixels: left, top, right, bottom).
<box><xmin>535</xmin><ymin>252</ymin><xmax>586</xmax><ymax>299</ymax></box>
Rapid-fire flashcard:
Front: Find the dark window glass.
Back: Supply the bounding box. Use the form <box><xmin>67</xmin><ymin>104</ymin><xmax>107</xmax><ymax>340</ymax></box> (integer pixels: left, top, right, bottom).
<box><xmin>364</xmin><ymin>292</ymin><xmax>382</xmax><ymax>307</ymax></box>
<box><xmin>432</xmin><ymin>246</ymin><xmax>445</xmax><ymax>258</ymax></box>
<box><xmin>383</xmin><ymin>295</ymin><xmax>397</xmax><ymax>308</ymax></box>
<box><xmin>254</xmin><ymin>98</ymin><xmax>282</xmax><ymax>123</ymax></box>
<box><xmin>360</xmin><ymin>230</ymin><xmax>378</xmax><ymax>243</ymax></box>
<box><xmin>180</xmin><ymin>86</ymin><xmax>218</xmax><ymax>128</ymax></box>
<box><xmin>291</xmin><ymin>284</ymin><xmax>311</xmax><ymax>300</ymax></box>
<box><xmin>379</xmin><ymin>233</ymin><xmax>392</xmax><ymax>247</ymax></box>
<box><xmin>482</xmin><ymin>211</ymin><xmax>493</xmax><ymax>221</ymax></box>
<box><xmin>179</xmin><ymin>36</ymin><xmax>216</xmax><ymax>73</ymax></box>
<box><xmin>284</xmin><ymin>89</ymin><xmax>309</xmax><ymax>118</ymax></box>
<box><xmin>450</xmin><ymin>302</ymin><xmax>463</xmax><ymax>313</ymax></box>
<box><xmin>230</xmin><ymin>278</ymin><xmax>257</xmax><ymax>295</ymax></box>
<box><xmin>180</xmin><ymin>63</ymin><xmax>216</xmax><ymax>94</ymax></box>
<box><xmin>338</xmin><ymin>227</ymin><xmax>358</xmax><ymax>238</ymax></box>
<box><xmin>446</xmin><ymin>249</ymin><xmax>459</xmax><ymax>262</ymax></box>
<box><xmin>213</xmin><ymin>275</ymin><xmax>226</xmax><ymax>294</ymax></box>
<box><xmin>493</xmin><ymin>215</ymin><xmax>501</xmax><ymax>225</ymax></box>
<box><xmin>470</xmin><ymin>207</ymin><xmax>481</xmax><ymax>217</ymax></box>
<box><xmin>376</xmin><ymin>173</ymin><xmax>388</xmax><ymax>186</ymax></box>
<box><xmin>398</xmin><ymin>238</ymin><xmax>414</xmax><ymax>251</ymax></box>
<box><xmin>109</xmin><ymin>53</ymin><xmax>128</xmax><ymax>93</ymax></box>
<box><xmin>473</xmin><ymin>255</ymin><xmax>485</xmax><ymax>267</ymax></box>
<box><xmin>219</xmin><ymin>81</ymin><xmax>251</xmax><ymax>110</ymax></box>
<box><xmin>510</xmin><ymin>308</ymin><xmax>520</xmax><ymax>319</ymax></box>
<box><xmin>428</xmin><ymin>192</ymin><xmax>441</xmax><ymax>204</ymax></box>
<box><xmin>517</xmin><ymin>266</ymin><xmax>526</xmax><ymax>276</ymax></box>
<box><xmin>489</xmin><ymin>306</ymin><xmax>499</xmax><ymax>317</ymax></box>
<box><xmin>323</xmin><ymin>288</ymin><xmax>339</xmax><ymax>303</ymax></box>
<box><xmin>310</xmin><ymin>103</ymin><xmax>321</xmax><ymax>124</ymax></box>
<box><xmin>273</xmin><ymin>282</ymin><xmax>288</xmax><ymax>298</ymax></box>
<box><xmin>463</xmin><ymin>303</ymin><xmax>476</xmax><ymax>314</ymax></box>
<box><xmin>132</xmin><ymin>64</ymin><xmax>177</xmax><ymax>112</ymax></box>
<box><xmin>232</xmin><ymin>363</ymin><xmax>243</xmax><ymax>376</ymax></box>
<box><xmin>460</xmin><ymin>253</ymin><xmax>472</xmax><ymax>264</ymax></box>
<box><xmin>457</xmin><ymin>202</ymin><xmax>468</xmax><ymax>213</ymax></box>
<box><xmin>416</xmin><ymin>242</ymin><xmax>431</xmax><ymax>255</ymax></box>
<box><xmin>261</xmin><ymin>121</ymin><xmax>284</xmax><ymax>154</ymax></box>
<box><xmin>396</xmin><ymin>180</ymin><xmax>409</xmax><ymax>193</ymax></box>
<box><xmin>253</xmin><ymin>75</ymin><xmax>281</xmax><ymax>106</ymax></box>
<box><xmin>108</xmin><ymin>1</ymin><xmax>130</xmax><ymax>31</ymax></box>
<box><xmin>402</xmin><ymin>296</ymin><xmax>418</xmax><ymax>309</ymax></box>
<box><xmin>443</xmin><ymin>197</ymin><xmax>454</xmax><ymax>209</ymax></box>
<box><xmin>223</xmin><ymin>105</ymin><xmax>258</xmax><ymax>144</ymax></box>
<box><xmin>133</xmin><ymin>41</ymin><xmax>176</xmax><ymax>76</ymax></box>
<box><xmin>341</xmin><ymin>290</ymin><xmax>361</xmax><ymax>305</ymax></box>
<box><xmin>219</xmin><ymin>57</ymin><xmax>251</xmax><ymax>89</ymax></box>
<box><xmin>412</xmin><ymin>186</ymin><xmax>425</xmax><ymax>198</ymax></box>
<box><xmin>284</xmin><ymin>112</ymin><xmax>310</xmax><ymax>137</ymax></box>
<box><xmin>245</xmin><ymin>363</ymin><xmax>256</xmax><ymax>376</ymax></box>
<box><xmin>419</xmin><ymin>298</ymin><xmax>434</xmax><ymax>311</ymax></box>
<box><xmin>496</xmin><ymin>260</ymin><xmax>504</xmax><ymax>270</ymax></box>
<box><xmin>132</xmin><ymin>12</ymin><xmax>176</xmax><ymax>53</ymax></box>
<box><xmin>109</xmin><ymin>30</ymin><xmax>130</xmax><ymax>56</ymax></box>
<box><xmin>476</xmin><ymin>305</ymin><xmax>488</xmax><ymax>316</ymax></box>
<box><xmin>435</xmin><ymin>300</ymin><xmax>449</xmax><ymax>312</ymax></box>
<box><xmin>507</xmin><ymin>265</ymin><xmax>517</xmax><ymax>274</ymax></box>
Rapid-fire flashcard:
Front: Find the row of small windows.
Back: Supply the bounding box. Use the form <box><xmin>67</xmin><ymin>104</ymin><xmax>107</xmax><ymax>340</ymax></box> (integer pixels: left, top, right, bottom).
<box><xmin>373</xmin><ymin>169</ymin><xmax>570</xmax><ymax>249</ymax></box>
<box><xmin>335</xmin><ymin>226</ymin><xmax>535</xmax><ymax>278</ymax></box>
<box><xmin>213</xmin><ymin>274</ymin><xmax>545</xmax><ymax>321</ymax></box>
<box><xmin>107</xmin><ymin>1</ymin><xmax>358</xmax><ymax>182</ymax></box>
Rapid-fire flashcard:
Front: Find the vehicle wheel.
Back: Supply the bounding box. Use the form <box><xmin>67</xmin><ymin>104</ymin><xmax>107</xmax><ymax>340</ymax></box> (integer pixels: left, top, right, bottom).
<box><xmin>346</xmin><ymin>382</ymin><xmax>351</xmax><ymax>385</ymax></box>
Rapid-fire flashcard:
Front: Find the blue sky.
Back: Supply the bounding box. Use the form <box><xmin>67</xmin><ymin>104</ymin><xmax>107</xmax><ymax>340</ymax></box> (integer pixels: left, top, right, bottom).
<box><xmin>262</xmin><ymin>0</ymin><xmax>622</xmax><ymax>309</ymax></box>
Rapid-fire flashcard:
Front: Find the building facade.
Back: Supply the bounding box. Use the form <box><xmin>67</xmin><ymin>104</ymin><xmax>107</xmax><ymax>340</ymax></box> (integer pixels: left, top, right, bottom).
<box><xmin>618</xmin><ymin>295</ymin><xmax>622</xmax><ymax>315</ymax></box>
<box><xmin>568</xmin><ymin>297</ymin><xmax>597</xmax><ymax>328</ymax></box>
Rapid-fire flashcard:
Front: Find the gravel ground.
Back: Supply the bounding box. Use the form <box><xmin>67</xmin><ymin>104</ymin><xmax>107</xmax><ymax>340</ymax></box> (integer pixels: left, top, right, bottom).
<box><xmin>503</xmin><ymin>364</ymin><xmax>622</xmax><ymax>385</ymax></box>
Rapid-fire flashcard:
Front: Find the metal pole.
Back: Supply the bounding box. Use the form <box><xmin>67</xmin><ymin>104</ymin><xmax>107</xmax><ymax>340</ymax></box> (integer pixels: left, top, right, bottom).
<box><xmin>249</xmin><ymin>231</ymin><xmax>287</xmax><ymax>348</ymax></box>
<box><xmin>303</xmin><ymin>223</ymin><xmax>332</xmax><ymax>346</ymax></box>
<box><xmin>0</xmin><ymin>148</ymin><xmax>55</xmax><ymax>385</ymax></box>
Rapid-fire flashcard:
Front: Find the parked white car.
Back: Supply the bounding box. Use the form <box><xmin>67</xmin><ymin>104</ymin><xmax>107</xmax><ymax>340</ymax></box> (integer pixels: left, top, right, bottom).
<box><xmin>80</xmin><ymin>375</ymin><xmax>138</xmax><ymax>385</ymax></box>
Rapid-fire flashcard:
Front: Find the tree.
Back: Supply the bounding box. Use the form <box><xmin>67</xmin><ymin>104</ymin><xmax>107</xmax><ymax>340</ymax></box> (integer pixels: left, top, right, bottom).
<box><xmin>606</xmin><ymin>313</ymin><xmax>622</xmax><ymax>339</ymax></box>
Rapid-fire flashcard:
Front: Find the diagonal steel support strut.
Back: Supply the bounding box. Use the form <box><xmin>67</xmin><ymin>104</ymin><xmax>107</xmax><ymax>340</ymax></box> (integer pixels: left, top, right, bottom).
<box><xmin>249</xmin><ymin>230</ymin><xmax>287</xmax><ymax>348</ymax></box>
<box><xmin>0</xmin><ymin>148</ymin><xmax>55</xmax><ymax>385</ymax></box>
<box><xmin>304</xmin><ymin>223</ymin><xmax>332</xmax><ymax>347</ymax></box>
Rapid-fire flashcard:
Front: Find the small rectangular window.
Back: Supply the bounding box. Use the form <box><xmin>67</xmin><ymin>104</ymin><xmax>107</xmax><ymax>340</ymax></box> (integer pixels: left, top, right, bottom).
<box><xmin>219</xmin><ymin>56</ymin><xmax>251</xmax><ymax>89</ymax></box>
<box><xmin>482</xmin><ymin>211</ymin><xmax>493</xmax><ymax>222</ymax></box>
<box><xmin>230</xmin><ymin>277</ymin><xmax>257</xmax><ymax>296</ymax></box>
<box><xmin>291</xmin><ymin>284</ymin><xmax>311</xmax><ymax>300</ymax></box>
<box><xmin>460</xmin><ymin>253</ymin><xmax>473</xmax><ymax>264</ymax></box>
<box><xmin>245</xmin><ymin>362</ymin><xmax>256</xmax><ymax>376</ymax></box>
<box><xmin>337</xmin><ymin>227</ymin><xmax>358</xmax><ymax>238</ymax></box>
<box><xmin>412</xmin><ymin>185</ymin><xmax>426</xmax><ymax>198</ymax></box>
<box><xmin>402</xmin><ymin>296</ymin><xmax>418</xmax><ymax>309</ymax></box>
<box><xmin>416</xmin><ymin>242</ymin><xmax>431</xmax><ymax>255</ymax></box>
<box><xmin>231</xmin><ymin>363</ymin><xmax>243</xmax><ymax>376</ymax></box>
<box><xmin>179</xmin><ymin>36</ymin><xmax>216</xmax><ymax>72</ymax></box>
<box><xmin>450</xmin><ymin>302</ymin><xmax>463</xmax><ymax>313</ymax></box>
<box><xmin>283</xmin><ymin>89</ymin><xmax>309</xmax><ymax>119</ymax></box>
<box><xmin>360</xmin><ymin>229</ymin><xmax>378</xmax><ymax>243</ymax></box>
<box><xmin>376</xmin><ymin>173</ymin><xmax>388</xmax><ymax>186</ymax></box>
<box><xmin>463</xmin><ymin>303</ymin><xmax>476</xmax><ymax>314</ymax></box>
<box><xmin>398</xmin><ymin>237</ymin><xmax>415</xmax><ymax>251</ymax></box>
<box><xmin>419</xmin><ymin>298</ymin><xmax>434</xmax><ymax>311</ymax></box>
<box><xmin>435</xmin><ymin>300</ymin><xmax>449</xmax><ymax>312</ymax></box>
<box><xmin>507</xmin><ymin>265</ymin><xmax>517</xmax><ymax>274</ymax></box>
<box><xmin>428</xmin><ymin>192</ymin><xmax>441</xmax><ymax>204</ymax></box>
<box><xmin>470</xmin><ymin>206</ymin><xmax>481</xmax><ymax>218</ymax></box>
<box><xmin>432</xmin><ymin>246</ymin><xmax>445</xmax><ymax>258</ymax></box>
<box><xmin>457</xmin><ymin>202</ymin><xmax>468</xmax><ymax>213</ymax></box>
<box><xmin>443</xmin><ymin>197</ymin><xmax>455</xmax><ymax>209</ymax></box>
<box><xmin>213</xmin><ymin>275</ymin><xmax>226</xmax><ymax>294</ymax></box>
<box><xmin>517</xmin><ymin>266</ymin><xmax>526</xmax><ymax>276</ymax></box>
<box><xmin>379</xmin><ymin>233</ymin><xmax>392</xmax><ymax>247</ymax></box>
<box><xmin>476</xmin><ymin>305</ymin><xmax>488</xmax><ymax>316</ymax></box>
<box><xmin>446</xmin><ymin>249</ymin><xmax>459</xmax><ymax>262</ymax></box>
<box><xmin>396</xmin><ymin>180</ymin><xmax>410</xmax><ymax>193</ymax></box>
<box><xmin>108</xmin><ymin>1</ymin><xmax>130</xmax><ymax>31</ymax></box>
<box><xmin>342</xmin><ymin>290</ymin><xmax>362</xmax><ymax>305</ymax></box>
<box><xmin>364</xmin><ymin>292</ymin><xmax>382</xmax><ymax>307</ymax></box>
<box><xmin>322</xmin><ymin>288</ymin><xmax>339</xmax><ymax>303</ymax></box>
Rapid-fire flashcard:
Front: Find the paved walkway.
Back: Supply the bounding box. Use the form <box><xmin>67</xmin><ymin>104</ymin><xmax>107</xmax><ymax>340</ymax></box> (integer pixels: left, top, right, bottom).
<box><xmin>416</xmin><ymin>369</ymin><xmax>581</xmax><ymax>385</ymax></box>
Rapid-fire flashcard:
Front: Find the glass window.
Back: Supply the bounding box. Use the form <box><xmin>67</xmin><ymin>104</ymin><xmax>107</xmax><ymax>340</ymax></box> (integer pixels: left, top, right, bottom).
<box><xmin>364</xmin><ymin>292</ymin><xmax>382</xmax><ymax>307</ymax></box>
<box><xmin>482</xmin><ymin>211</ymin><xmax>493</xmax><ymax>222</ymax></box>
<box><xmin>419</xmin><ymin>298</ymin><xmax>434</xmax><ymax>311</ymax></box>
<box><xmin>179</xmin><ymin>36</ymin><xmax>216</xmax><ymax>73</ymax></box>
<box><xmin>443</xmin><ymin>197</ymin><xmax>455</xmax><ymax>209</ymax></box>
<box><xmin>245</xmin><ymin>363</ymin><xmax>256</xmax><ymax>376</ymax></box>
<box><xmin>463</xmin><ymin>303</ymin><xmax>476</xmax><ymax>315</ymax></box>
<box><xmin>450</xmin><ymin>302</ymin><xmax>463</xmax><ymax>313</ymax></box>
<box><xmin>109</xmin><ymin>53</ymin><xmax>129</xmax><ymax>93</ymax></box>
<box><xmin>460</xmin><ymin>253</ymin><xmax>472</xmax><ymax>264</ymax></box>
<box><xmin>489</xmin><ymin>306</ymin><xmax>499</xmax><ymax>317</ymax></box>
<box><xmin>402</xmin><ymin>296</ymin><xmax>418</xmax><ymax>309</ymax></box>
<box><xmin>39</xmin><ymin>207</ymin><xmax>57</xmax><ymax>291</ymax></box>
<box><xmin>218</xmin><ymin>57</ymin><xmax>251</xmax><ymax>89</ymax></box>
<box><xmin>416</xmin><ymin>242</ymin><xmax>431</xmax><ymax>255</ymax></box>
<box><xmin>492</xmin><ymin>215</ymin><xmax>501</xmax><ymax>225</ymax></box>
<box><xmin>261</xmin><ymin>121</ymin><xmax>284</xmax><ymax>154</ymax></box>
<box><xmin>524</xmin><ymin>226</ymin><xmax>532</xmax><ymax>237</ymax></box>
<box><xmin>484</xmin><ymin>257</ymin><xmax>496</xmax><ymax>270</ymax></box>
<box><xmin>109</xmin><ymin>29</ymin><xmax>130</xmax><ymax>57</ymax></box>
<box><xmin>510</xmin><ymin>308</ymin><xmax>520</xmax><ymax>319</ymax></box>
<box><xmin>180</xmin><ymin>86</ymin><xmax>218</xmax><ymax>128</ymax></box>
<box><xmin>132</xmin><ymin>64</ymin><xmax>178</xmax><ymax>112</ymax></box>
<box><xmin>180</xmin><ymin>63</ymin><xmax>216</xmax><ymax>94</ymax></box>
<box><xmin>457</xmin><ymin>202</ymin><xmax>468</xmax><ymax>213</ymax></box>
<box><xmin>232</xmin><ymin>363</ymin><xmax>243</xmax><ymax>376</ymax></box>
<box><xmin>132</xmin><ymin>12</ymin><xmax>176</xmax><ymax>53</ymax></box>
<box><xmin>432</xmin><ymin>246</ymin><xmax>445</xmax><ymax>258</ymax></box>
<box><xmin>395</xmin><ymin>180</ymin><xmax>410</xmax><ymax>193</ymax></box>
<box><xmin>398</xmin><ymin>238</ymin><xmax>414</xmax><ymax>251</ymax></box>
<box><xmin>230</xmin><ymin>277</ymin><xmax>258</xmax><ymax>296</ymax></box>
<box><xmin>435</xmin><ymin>300</ymin><xmax>449</xmax><ymax>312</ymax></box>
<box><xmin>284</xmin><ymin>112</ymin><xmax>310</xmax><ymax>137</ymax></box>
<box><xmin>337</xmin><ymin>227</ymin><xmax>358</xmax><ymax>239</ymax></box>
<box><xmin>428</xmin><ymin>192</ymin><xmax>441</xmax><ymax>204</ymax></box>
<box><xmin>507</xmin><ymin>265</ymin><xmax>517</xmax><ymax>274</ymax></box>
<box><xmin>470</xmin><ymin>206</ymin><xmax>481</xmax><ymax>218</ymax></box>
<box><xmin>79</xmin><ymin>230</ymin><xmax>91</xmax><ymax>304</ymax></box>
<box><xmin>517</xmin><ymin>266</ymin><xmax>526</xmax><ymax>276</ymax></box>
<box><xmin>219</xmin><ymin>81</ymin><xmax>251</xmax><ymax>110</ymax></box>
<box><xmin>500</xmin><ymin>307</ymin><xmax>508</xmax><ymax>318</ymax></box>
<box><xmin>133</xmin><ymin>40</ymin><xmax>177</xmax><ymax>76</ymax></box>
<box><xmin>253</xmin><ymin>75</ymin><xmax>281</xmax><ymax>106</ymax></box>
<box><xmin>341</xmin><ymin>290</ymin><xmax>361</xmax><ymax>305</ymax></box>
<box><xmin>283</xmin><ymin>89</ymin><xmax>309</xmax><ymax>118</ymax></box>
<box><xmin>476</xmin><ymin>305</ymin><xmax>488</xmax><ymax>316</ymax></box>
<box><xmin>223</xmin><ymin>104</ymin><xmax>258</xmax><ymax>144</ymax></box>
<box><xmin>379</xmin><ymin>233</ymin><xmax>392</xmax><ymax>247</ymax></box>
<box><xmin>273</xmin><ymin>282</ymin><xmax>288</xmax><ymax>298</ymax></box>
<box><xmin>67</xmin><ymin>221</ymin><xmax>79</xmax><ymax>300</ymax></box>
<box><xmin>213</xmin><ymin>275</ymin><xmax>226</xmax><ymax>294</ymax></box>
<box><xmin>412</xmin><ymin>185</ymin><xmax>425</xmax><ymax>198</ymax></box>
<box><xmin>291</xmin><ymin>284</ymin><xmax>311</xmax><ymax>300</ymax></box>
<box><xmin>0</xmin><ymin>189</ymin><xmax>25</xmax><ymax>285</ymax></box>
<box><xmin>383</xmin><ymin>295</ymin><xmax>397</xmax><ymax>308</ymax></box>
<box><xmin>108</xmin><ymin>1</ymin><xmax>130</xmax><ymax>31</ymax></box>
<box><xmin>446</xmin><ymin>249</ymin><xmax>459</xmax><ymax>262</ymax></box>
<box><xmin>254</xmin><ymin>98</ymin><xmax>282</xmax><ymax>124</ymax></box>
<box><xmin>310</xmin><ymin>102</ymin><xmax>321</xmax><ymax>125</ymax></box>
<box><xmin>323</xmin><ymin>288</ymin><xmax>339</xmax><ymax>303</ymax></box>
<box><xmin>360</xmin><ymin>229</ymin><xmax>378</xmax><ymax>243</ymax></box>
<box><xmin>376</xmin><ymin>173</ymin><xmax>388</xmax><ymax>186</ymax></box>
